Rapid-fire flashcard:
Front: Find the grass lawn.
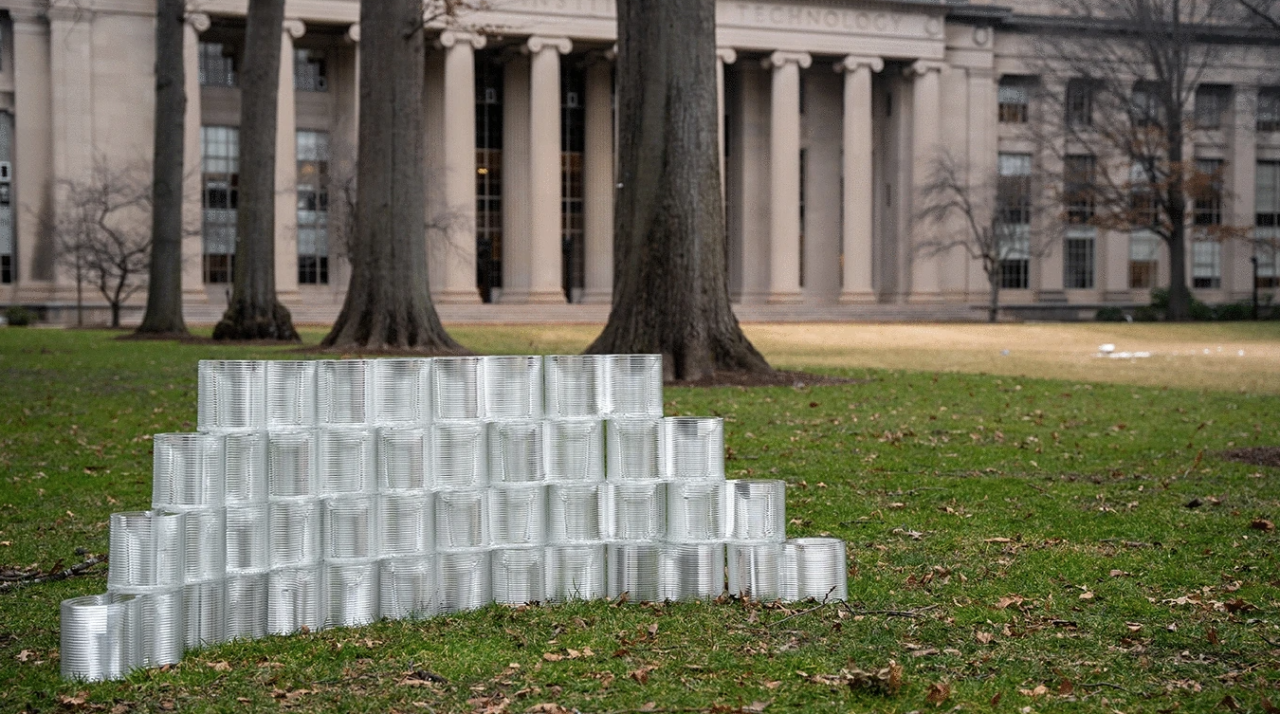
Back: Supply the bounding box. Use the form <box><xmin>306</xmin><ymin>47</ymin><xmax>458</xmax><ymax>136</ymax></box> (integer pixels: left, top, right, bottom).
<box><xmin>1</xmin><ymin>325</ymin><xmax>1278</xmax><ymax>714</ymax></box>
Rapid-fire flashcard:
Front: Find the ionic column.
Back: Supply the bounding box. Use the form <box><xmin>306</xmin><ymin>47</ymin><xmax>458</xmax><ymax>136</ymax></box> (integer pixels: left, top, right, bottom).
<box><xmin>274</xmin><ymin>19</ymin><xmax>305</xmax><ymax>298</ymax></box>
<box><xmin>908</xmin><ymin>59</ymin><xmax>944</xmax><ymax>302</ymax></box>
<box><xmin>764</xmin><ymin>50</ymin><xmax>810</xmax><ymax>304</ymax></box>
<box><xmin>834</xmin><ymin>55</ymin><xmax>882</xmax><ymax>304</ymax></box>
<box><xmin>182</xmin><ymin>13</ymin><xmax>211</xmax><ymax>303</ymax></box>
<box><xmin>435</xmin><ymin>30</ymin><xmax>486</xmax><ymax>304</ymax></box>
<box><xmin>1228</xmin><ymin>86</ymin><xmax>1259</xmax><ymax>293</ymax></box>
<box><xmin>716</xmin><ymin>47</ymin><xmax>736</xmax><ymax>191</ymax></box>
<box><xmin>526</xmin><ymin>36</ymin><xmax>572</xmax><ymax>303</ymax></box>
<box><xmin>11</xmin><ymin>11</ymin><xmax>53</xmax><ymax>286</ymax></box>
<box><xmin>581</xmin><ymin>51</ymin><xmax>614</xmax><ymax>304</ymax></box>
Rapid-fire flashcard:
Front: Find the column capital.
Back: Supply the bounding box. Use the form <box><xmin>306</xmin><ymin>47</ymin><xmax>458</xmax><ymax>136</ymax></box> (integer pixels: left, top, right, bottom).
<box><xmin>185</xmin><ymin>12</ymin><xmax>212</xmax><ymax>33</ymax></box>
<box><xmin>716</xmin><ymin>47</ymin><xmax>737</xmax><ymax>65</ymax></box>
<box><xmin>282</xmin><ymin>18</ymin><xmax>306</xmax><ymax>40</ymax></box>
<box><xmin>46</xmin><ymin>3</ymin><xmax>89</xmax><ymax>23</ymax></box>
<box><xmin>438</xmin><ymin>30</ymin><xmax>487</xmax><ymax>50</ymax></box>
<box><xmin>8</xmin><ymin>9</ymin><xmax>45</xmax><ymax>27</ymax></box>
<box><xmin>525</xmin><ymin>35</ymin><xmax>572</xmax><ymax>55</ymax></box>
<box><xmin>763</xmin><ymin>51</ymin><xmax>812</xmax><ymax>70</ymax></box>
<box><xmin>905</xmin><ymin>59</ymin><xmax>946</xmax><ymax>77</ymax></box>
<box><xmin>834</xmin><ymin>55</ymin><xmax>883</xmax><ymax>74</ymax></box>
<box><xmin>345</xmin><ymin>23</ymin><xmax>360</xmax><ymax>43</ymax></box>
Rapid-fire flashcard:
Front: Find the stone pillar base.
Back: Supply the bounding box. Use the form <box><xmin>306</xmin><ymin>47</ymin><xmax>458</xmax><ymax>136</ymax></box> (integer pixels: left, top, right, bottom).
<box><xmin>767</xmin><ymin>291</ymin><xmax>804</xmax><ymax>304</ymax></box>
<box><xmin>907</xmin><ymin>292</ymin><xmax>943</xmax><ymax>304</ymax></box>
<box><xmin>837</xmin><ymin>290</ymin><xmax>878</xmax><ymax>305</ymax></box>
<box><xmin>432</xmin><ymin>289</ymin><xmax>483</xmax><ymax>305</ymax></box>
<box><xmin>1103</xmin><ymin>290</ymin><xmax>1133</xmax><ymax>303</ymax></box>
<box><xmin>579</xmin><ymin>289</ymin><xmax>613</xmax><ymax>305</ymax></box>
<box><xmin>499</xmin><ymin>289</ymin><xmax>565</xmax><ymax>305</ymax></box>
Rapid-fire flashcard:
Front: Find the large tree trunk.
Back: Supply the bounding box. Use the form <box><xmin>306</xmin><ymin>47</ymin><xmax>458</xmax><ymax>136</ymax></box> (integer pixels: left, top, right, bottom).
<box><xmin>320</xmin><ymin>0</ymin><xmax>464</xmax><ymax>352</ymax></box>
<box><xmin>214</xmin><ymin>0</ymin><xmax>299</xmax><ymax>341</ymax></box>
<box><xmin>586</xmin><ymin>0</ymin><xmax>770</xmax><ymax>380</ymax></box>
<box><xmin>136</xmin><ymin>0</ymin><xmax>189</xmax><ymax>336</ymax></box>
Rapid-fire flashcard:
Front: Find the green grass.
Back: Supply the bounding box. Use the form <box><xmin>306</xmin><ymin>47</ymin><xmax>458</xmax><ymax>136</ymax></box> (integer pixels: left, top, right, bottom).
<box><xmin>1</xmin><ymin>327</ymin><xmax>1278</xmax><ymax>714</ymax></box>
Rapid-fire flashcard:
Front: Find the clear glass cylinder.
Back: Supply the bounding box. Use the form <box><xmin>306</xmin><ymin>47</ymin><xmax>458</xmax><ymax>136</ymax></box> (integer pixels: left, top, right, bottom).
<box><xmin>489</xmin><ymin>484</ymin><xmax>547</xmax><ymax>546</ymax></box>
<box><xmin>491</xmin><ymin>546</ymin><xmax>546</xmax><ymax>605</ymax></box>
<box><xmin>603</xmin><ymin>354</ymin><xmax>663</xmax><ymax>417</ymax></box>
<box><xmin>225</xmin><ymin>572</ymin><xmax>269</xmax><ymax>641</ymax></box>
<box><xmin>544</xmin><ymin>355</ymin><xmax>604</xmax><ymax>418</ymax></box>
<box><xmin>268</xmin><ymin>429</ymin><xmax>315</xmax><ymax>498</ymax></box>
<box><xmin>198</xmin><ymin>360</ymin><xmax>266</xmax><ymax>432</ymax></box>
<box><xmin>322</xmin><ymin>495</ymin><xmax>379</xmax><ymax>560</ymax></box>
<box><xmin>659</xmin><ymin>543</ymin><xmax>725</xmax><ymax>602</ymax></box>
<box><xmin>660</xmin><ymin>417</ymin><xmax>724</xmax><ymax>480</ymax></box>
<box><xmin>728</xmin><ymin>480</ymin><xmax>786</xmax><ymax>543</ymax></box>
<box><xmin>781</xmin><ymin>537</ymin><xmax>848</xmax><ymax>602</ymax></box>
<box><xmin>488</xmin><ymin>420</ymin><xmax>545</xmax><ymax>484</ymax></box>
<box><xmin>183</xmin><ymin>579</ymin><xmax>226</xmax><ymax>649</ymax></box>
<box><xmin>379</xmin><ymin>556</ymin><xmax>437</xmax><ymax>620</ymax></box>
<box><xmin>665</xmin><ymin>480</ymin><xmax>728</xmax><ymax>543</ymax></box>
<box><xmin>602</xmin><ymin>481</ymin><xmax>666</xmax><ymax>542</ymax></box>
<box><xmin>545</xmin><ymin>544</ymin><xmax>605</xmax><ymax>602</ymax></box>
<box><xmin>606</xmin><ymin>543</ymin><xmax>662</xmax><ymax>602</ymax></box>
<box><xmin>727</xmin><ymin>543</ymin><xmax>783</xmax><ymax>601</ymax></box>
<box><xmin>372</xmin><ymin>358</ymin><xmax>432</xmax><ymax>424</ymax></box>
<box><xmin>547</xmin><ymin>483</ymin><xmax>603</xmax><ymax>544</ymax></box>
<box><xmin>317</xmin><ymin>427</ymin><xmax>375</xmax><ymax>495</ymax></box>
<box><xmin>377</xmin><ymin>427</ymin><xmax>429</xmax><ymax>491</ymax></box>
<box><xmin>324</xmin><ymin>559</ymin><xmax>380</xmax><ymax>628</ymax></box>
<box><xmin>379</xmin><ymin>491</ymin><xmax>434</xmax><ymax>557</ymax></box>
<box><xmin>543</xmin><ymin>419</ymin><xmax>605</xmax><ymax>482</ymax></box>
<box><xmin>225</xmin><ymin>504</ymin><xmax>269</xmax><ymax>574</ymax></box>
<box><xmin>606</xmin><ymin>418</ymin><xmax>661</xmax><ymax>481</ymax></box>
<box><xmin>431</xmin><ymin>421</ymin><xmax>487</xmax><ymax>489</ymax></box>
<box><xmin>182</xmin><ymin>508</ymin><xmax>227</xmax><ymax>583</ymax></box>
<box><xmin>269</xmin><ymin>497</ymin><xmax>321</xmax><ymax>568</ymax></box>
<box><xmin>224</xmin><ymin>431</ymin><xmax>268</xmax><ymax>503</ymax></box>
<box><xmin>432</xmin><ymin>357</ymin><xmax>482</xmax><ymax>421</ymax></box>
<box><xmin>108</xmin><ymin>510</ymin><xmax>185</xmax><ymax>590</ymax></box>
<box><xmin>437</xmin><ymin>548</ymin><xmax>491</xmax><ymax>613</ymax></box>
<box><xmin>316</xmin><ymin>359</ymin><xmax>372</xmax><ymax>425</ymax></box>
<box><xmin>480</xmin><ymin>355</ymin><xmax>544</xmax><ymax>420</ymax></box>
<box><xmin>434</xmin><ymin>489</ymin><xmax>489</xmax><ymax>549</ymax></box>
<box><xmin>152</xmin><ymin>433</ymin><xmax>224</xmax><ymax>509</ymax></box>
<box><xmin>266</xmin><ymin>360</ymin><xmax>317</xmax><ymax>429</ymax></box>
<box><xmin>60</xmin><ymin>593</ymin><xmax>141</xmax><ymax>682</ymax></box>
<box><xmin>107</xmin><ymin>586</ymin><xmax>184</xmax><ymax>669</ymax></box>
<box><xmin>268</xmin><ymin>566</ymin><xmax>324</xmax><ymax>635</ymax></box>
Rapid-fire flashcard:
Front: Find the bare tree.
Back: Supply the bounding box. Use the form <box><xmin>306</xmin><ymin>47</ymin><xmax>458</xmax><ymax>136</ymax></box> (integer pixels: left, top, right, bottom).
<box><xmin>213</xmin><ymin>0</ymin><xmax>299</xmax><ymax>340</ymax></box>
<box><xmin>320</xmin><ymin>0</ymin><xmax>465</xmax><ymax>351</ymax></box>
<box><xmin>1236</xmin><ymin>0</ymin><xmax>1280</xmax><ymax>30</ymax></box>
<box><xmin>918</xmin><ymin>151</ymin><xmax>1059</xmax><ymax>323</ymax></box>
<box><xmin>137</xmin><ymin>0</ymin><xmax>189</xmax><ymax>336</ymax></box>
<box><xmin>1030</xmin><ymin>0</ymin><xmax>1248</xmax><ymax>320</ymax></box>
<box><xmin>52</xmin><ymin>163</ymin><xmax>152</xmax><ymax>328</ymax></box>
<box><xmin>585</xmin><ymin>0</ymin><xmax>770</xmax><ymax>380</ymax></box>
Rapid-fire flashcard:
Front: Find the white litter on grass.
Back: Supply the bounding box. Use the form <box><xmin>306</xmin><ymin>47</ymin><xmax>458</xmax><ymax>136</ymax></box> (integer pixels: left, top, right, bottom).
<box><xmin>1098</xmin><ymin>344</ymin><xmax>1116</xmax><ymax>354</ymax></box>
<box><xmin>1095</xmin><ymin>344</ymin><xmax>1151</xmax><ymax>360</ymax></box>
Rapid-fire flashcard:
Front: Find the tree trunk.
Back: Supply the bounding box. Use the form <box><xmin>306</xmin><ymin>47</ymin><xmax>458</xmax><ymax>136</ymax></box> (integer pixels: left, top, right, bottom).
<box><xmin>987</xmin><ymin>272</ymin><xmax>1000</xmax><ymax>324</ymax></box>
<box><xmin>111</xmin><ymin>301</ymin><xmax>121</xmax><ymax>328</ymax></box>
<box><xmin>320</xmin><ymin>0</ymin><xmax>465</xmax><ymax>352</ymax></box>
<box><xmin>137</xmin><ymin>0</ymin><xmax>189</xmax><ymax>336</ymax></box>
<box><xmin>213</xmin><ymin>0</ymin><xmax>299</xmax><ymax>341</ymax></box>
<box><xmin>1166</xmin><ymin>223</ymin><xmax>1192</xmax><ymax>320</ymax></box>
<box><xmin>585</xmin><ymin>0</ymin><xmax>770</xmax><ymax>380</ymax></box>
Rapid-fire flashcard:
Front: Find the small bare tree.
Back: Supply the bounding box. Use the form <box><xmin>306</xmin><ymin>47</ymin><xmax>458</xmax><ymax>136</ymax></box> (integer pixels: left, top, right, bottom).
<box><xmin>52</xmin><ymin>163</ymin><xmax>152</xmax><ymax>327</ymax></box>
<box><xmin>918</xmin><ymin>151</ymin><xmax>1058</xmax><ymax>323</ymax></box>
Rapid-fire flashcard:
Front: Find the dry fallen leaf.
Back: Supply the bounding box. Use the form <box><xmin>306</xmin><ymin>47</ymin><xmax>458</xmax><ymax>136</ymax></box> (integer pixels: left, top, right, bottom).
<box><xmin>1058</xmin><ymin>679</ymin><xmax>1075</xmax><ymax>696</ymax></box>
<box><xmin>763</xmin><ymin>680</ymin><xmax>782</xmax><ymax>690</ymax></box>
<box><xmin>15</xmin><ymin>649</ymin><xmax>34</xmax><ymax>662</ymax></box>
<box><xmin>209</xmin><ymin>660</ymin><xmax>232</xmax><ymax>672</ymax></box>
<box><xmin>524</xmin><ymin>704</ymin><xmax>572</xmax><ymax>714</ymax></box>
<box><xmin>995</xmin><ymin>595</ymin><xmax>1025</xmax><ymax>609</ymax></box>
<box><xmin>541</xmin><ymin>652</ymin><xmax>563</xmax><ymax>662</ymax></box>
<box><xmin>1079</xmin><ymin>591</ymin><xmax>1095</xmax><ymax>600</ymax></box>
<box><xmin>926</xmin><ymin>682</ymin><xmax>952</xmax><ymax>705</ymax></box>
<box><xmin>742</xmin><ymin>701</ymin><xmax>771</xmax><ymax>714</ymax></box>
<box><xmin>630</xmin><ymin>665</ymin><xmax>657</xmax><ymax>684</ymax></box>
<box><xmin>976</xmin><ymin>631</ymin><xmax>995</xmax><ymax>644</ymax></box>
<box><xmin>1219</xmin><ymin>695</ymin><xmax>1241</xmax><ymax>711</ymax></box>
<box><xmin>1018</xmin><ymin>685</ymin><xmax>1049</xmax><ymax>698</ymax></box>
<box><xmin>984</xmin><ymin>537</ymin><xmax>1013</xmax><ymax>544</ymax></box>
<box><xmin>1261</xmin><ymin>696</ymin><xmax>1279</xmax><ymax>714</ymax></box>
<box><xmin>1207</xmin><ymin>628</ymin><xmax>1221</xmax><ymax>645</ymax></box>
<box><xmin>1251</xmin><ymin>518</ymin><xmax>1276</xmax><ymax>532</ymax></box>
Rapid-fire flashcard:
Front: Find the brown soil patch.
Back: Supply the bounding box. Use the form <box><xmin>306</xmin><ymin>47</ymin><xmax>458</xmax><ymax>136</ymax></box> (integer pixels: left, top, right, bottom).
<box><xmin>1219</xmin><ymin>447</ymin><xmax>1280</xmax><ymax>469</ymax></box>
<box><xmin>668</xmin><ymin>369</ymin><xmax>863</xmax><ymax>389</ymax></box>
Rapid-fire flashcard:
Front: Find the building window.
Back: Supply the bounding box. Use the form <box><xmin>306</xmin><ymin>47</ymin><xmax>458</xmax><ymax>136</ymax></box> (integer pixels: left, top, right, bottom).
<box><xmin>202</xmin><ymin>126</ymin><xmax>238</xmax><ymax>284</ymax></box>
<box><xmin>1193</xmin><ymin>158</ymin><xmax>1224</xmax><ymax>227</ymax></box>
<box><xmin>1192</xmin><ymin>240</ymin><xmax>1221</xmax><ymax>288</ymax></box>
<box><xmin>0</xmin><ymin>111</ymin><xmax>12</xmax><ymax>284</ymax></box>
<box><xmin>1131</xmin><ymin>81</ymin><xmax>1162</xmax><ymax>127</ymax></box>
<box><xmin>1129</xmin><ymin>161</ymin><xmax>1159</xmax><ymax>229</ymax></box>
<box><xmin>294</xmin><ymin>49</ymin><xmax>327</xmax><ymax>92</ymax></box>
<box><xmin>1064</xmin><ymin>231</ymin><xmax>1095</xmax><ymax>289</ymax></box>
<box><xmin>998</xmin><ymin>77</ymin><xmax>1030</xmax><ymax>124</ymax></box>
<box><xmin>1254</xmin><ymin>161</ymin><xmax>1280</xmax><ymax>288</ymax></box>
<box><xmin>1195</xmin><ymin>85</ymin><xmax>1230</xmax><ymax>129</ymax></box>
<box><xmin>1258</xmin><ymin>87</ymin><xmax>1280</xmax><ymax>132</ymax></box>
<box><xmin>1065</xmin><ymin>78</ymin><xmax>1094</xmax><ymax>128</ymax></box>
<box><xmin>476</xmin><ymin>56</ymin><xmax>503</xmax><ymax>304</ymax></box>
<box><xmin>199</xmin><ymin>42</ymin><xmax>236</xmax><ymax>87</ymax></box>
<box><xmin>1257</xmin><ymin>241</ymin><xmax>1279</xmax><ymax>288</ymax></box>
<box><xmin>1129</xmin><ymin>230</ymin><xmax>1160</xmax><ymax>289</ymax></box>
<box><xmin>997</xmin><ymin>153</ymin><xmax>1033</xmax><ymax>289</ymax></box>
<box><xmin>1064</xmin><ymin>154</ymin><xmax>1096</xmax><ymax>224</ymax></box>
<box><xmin>296</xmin><ymin>130</ymin><xmax>329</xmax><ymax>285</ymax></box>
<box><xmin>560</xmin><ymin>61</ymin><xmax>585</xmax><ymax>303</ymax></box>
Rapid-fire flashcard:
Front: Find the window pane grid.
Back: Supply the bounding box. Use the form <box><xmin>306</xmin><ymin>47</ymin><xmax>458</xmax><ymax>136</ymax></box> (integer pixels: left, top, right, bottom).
<box><xmin>1064</xmin><ymin>234</ymin><xmax>1095</xmax><ymax>289</ymax></box>
<box><xmin>296</xmin><ymin>130</ymin><xmax>330</xmax><ymax>285</ymax></box>
<box><xmin>202</xmin><ymin>126</ymin><xmax>239</xmax><ymax>284</ymax></box>
<box><xmin>1192</xmin><ymin>240</ymin><xmax>1222</xmax><ymax>288</ymax></box>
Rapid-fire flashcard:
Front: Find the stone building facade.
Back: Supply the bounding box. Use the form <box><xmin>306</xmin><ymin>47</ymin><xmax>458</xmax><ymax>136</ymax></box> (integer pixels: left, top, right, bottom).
<box><xmin>0</xmin><ymin>0</ymin><xmax>1277</xmax><ymax>323</ymax></box>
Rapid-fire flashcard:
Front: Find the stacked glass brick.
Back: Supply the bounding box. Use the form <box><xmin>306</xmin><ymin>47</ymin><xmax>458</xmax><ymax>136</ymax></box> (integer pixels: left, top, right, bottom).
<box><xmin>59</xmin><ymin>355</ymin><xmax>848</xmax><ymax>681</ymax></box>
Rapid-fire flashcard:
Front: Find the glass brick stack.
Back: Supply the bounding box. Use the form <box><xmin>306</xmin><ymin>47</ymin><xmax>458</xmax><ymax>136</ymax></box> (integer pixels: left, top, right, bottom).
<box><xmin>60</xmin><ymin>355</ymin><xmax>848</xmax><ymax>681</ymax></box>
